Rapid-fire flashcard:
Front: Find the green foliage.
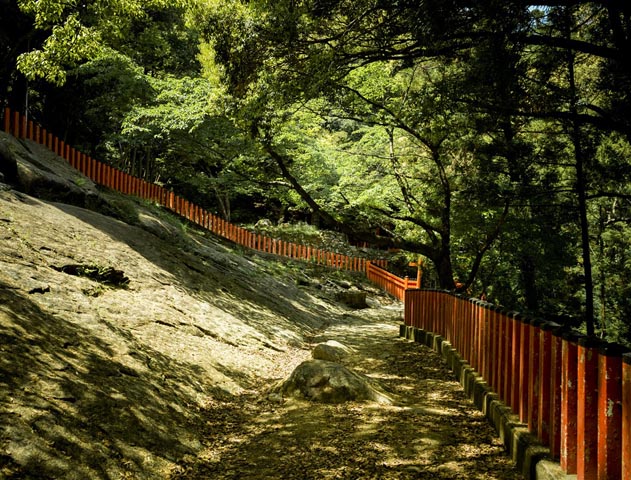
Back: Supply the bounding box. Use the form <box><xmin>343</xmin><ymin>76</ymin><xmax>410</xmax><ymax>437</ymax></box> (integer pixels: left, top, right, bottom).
<box><xmin>16</xmin><ymin>0</ymin><xmax>195</xmax><ymax>85</ymax></box>
<box><xmin>16</xmin><ymin>14</ymin><xmax>101</xmax><ymax>85</ymax></box>
<box><xmin>7</xmin><ymin>0</ymin><xmax>631</xmax><ymax>342</ymax></box>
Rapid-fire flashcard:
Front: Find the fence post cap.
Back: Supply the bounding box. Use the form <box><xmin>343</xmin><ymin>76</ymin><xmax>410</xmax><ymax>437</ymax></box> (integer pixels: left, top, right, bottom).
<box><xmin>598</xmin><ymin>342</ymin><xmax>630</xmax><ymax>357</ymax></box>
<box><xmin>561</xmin><ymin>331</ymin><xmax>585</xmax><ymax>343</ymax></box>
<box><xmin>577</xmin><ymin>336</ymin><xmax>602</xmax><ymax>348</ymax></box>
<box><xmin>623</xmin><ymin>352</ymin><xmax>631</xmax><ymax>364</ymax></box>
<box><xmin>517</xmin><ymin>314</ymin><xmax>530</xmax><ymax>324</ymax></box>
<box><xmin>540</xmin><ymin>320</ymin><xmax>562</xmax><ymax>332</ymax></box>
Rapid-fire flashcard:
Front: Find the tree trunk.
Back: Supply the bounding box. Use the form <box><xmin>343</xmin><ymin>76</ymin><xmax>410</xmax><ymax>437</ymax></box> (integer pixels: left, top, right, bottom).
<box><xmin>435</xmin><ymin>250</ymin><xmax>456</xmax><ymax>290</ymax></box>
<box><xmin>520</xmin><ymin>254</ymin><xmax>539</xmax><ymax>311</ymax></box>
<box><xmin>566</xmin><ymin>8</ymin><xmax>595</xmax><ymax>336</ymax></box>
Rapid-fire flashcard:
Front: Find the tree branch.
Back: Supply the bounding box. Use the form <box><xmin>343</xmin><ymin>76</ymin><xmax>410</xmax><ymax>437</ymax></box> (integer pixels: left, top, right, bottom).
<box><xmin>462</xmin><ymin>199</ymin><xmax>511</xmax><ymax>291</ymax></box>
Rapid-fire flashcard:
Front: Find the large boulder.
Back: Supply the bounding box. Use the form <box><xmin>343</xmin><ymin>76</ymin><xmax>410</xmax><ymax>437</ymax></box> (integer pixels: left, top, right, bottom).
<box><xmin>277</xmin><ymin>359</ymin><xmax>391</xmax><ymax>404</ymax></box>
<box><xmin>0</xmin><ymin>132</ymin><xmax>97</xmax><ymax>206</ymax></box>
<box><xmin>0</xmin><ymin>132</ymin><xmax>20</xmax><ymax>184</ymax></box>
<box><xmin>312</xmin><ymin>340</ymin><xmax>352</xmax><ymax>363</ymax></box>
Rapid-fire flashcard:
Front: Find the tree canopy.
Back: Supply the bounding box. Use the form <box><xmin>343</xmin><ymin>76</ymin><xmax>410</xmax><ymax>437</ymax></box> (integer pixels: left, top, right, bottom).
<box><xmin>3</xmin><ymin>0</ymin><xmax>631</xmax><ymax>343</ymax></box>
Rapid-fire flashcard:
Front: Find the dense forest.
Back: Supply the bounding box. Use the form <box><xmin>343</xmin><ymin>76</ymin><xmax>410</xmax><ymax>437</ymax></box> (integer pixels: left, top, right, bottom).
<box><xmin>2</xmin><ymin>0</ymin><xmax>631</xmax><ymax>345</ymax></box>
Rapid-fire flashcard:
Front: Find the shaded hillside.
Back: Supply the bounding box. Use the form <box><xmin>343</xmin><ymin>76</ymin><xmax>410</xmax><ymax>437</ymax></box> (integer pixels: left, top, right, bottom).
<box><xmin>0</xmin><ymin>132</ymin><xmax>390</xmax><ymax>478</ymax></box>
<box><xmin>0</xmin><ymin>133</ymin><xmax>522</xmax><ymax>480</ymax></box>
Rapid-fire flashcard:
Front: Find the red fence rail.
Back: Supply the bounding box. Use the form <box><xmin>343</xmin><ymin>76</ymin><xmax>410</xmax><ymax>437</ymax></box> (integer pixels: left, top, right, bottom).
<box><xmin>366</xmin><ymin>261</ymin><xmax>417</xmax><ymax>300</ymax></box>
<box><xmin>404</xmin><ymin>288</ymin><xmax>631</xmax><ymax>480</ymax></box>
<box><xmin>2</xmin><ymin>107</ymin><xmax>387</xmax><ymax>273</ymax></box>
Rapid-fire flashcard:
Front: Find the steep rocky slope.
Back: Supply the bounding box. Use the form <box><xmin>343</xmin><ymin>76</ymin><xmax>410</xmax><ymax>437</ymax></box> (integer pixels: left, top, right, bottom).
<box><xmin>0</xmin><ymin>132</ymin><xmax>521</xmax><ymax>480</ymax></box>
<box><xmin>0</xmin><ymin>132</ymin><xmax>389</xmax><ymax>478</ymax></box>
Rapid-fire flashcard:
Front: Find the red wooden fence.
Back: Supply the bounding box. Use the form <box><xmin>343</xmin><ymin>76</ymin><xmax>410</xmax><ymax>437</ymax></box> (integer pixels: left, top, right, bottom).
<box><xmin>2</xmin><ymin>107</ymin><xmax>387</xmax><ymax>273</ymax></box>
<box><xmin>366</xmin><ymin>261</ymin><xmax>418</xmax><ymax>300</ymax></box>
<box><xmin>404</xmin><ymin>288</ymin><xmax>631</xmax><ymax>480</ymax></box>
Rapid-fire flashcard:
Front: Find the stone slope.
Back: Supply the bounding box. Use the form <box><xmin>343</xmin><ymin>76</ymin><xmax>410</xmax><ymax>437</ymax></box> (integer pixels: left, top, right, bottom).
<box><xmin>0</xmin><ymin>133</ymin><xmax>383</xmax><ymax>478</ymax></box>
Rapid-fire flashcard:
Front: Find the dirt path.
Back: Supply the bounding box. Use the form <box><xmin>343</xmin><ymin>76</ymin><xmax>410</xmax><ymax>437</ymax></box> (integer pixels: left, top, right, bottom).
<box><xmin>171</xmin><ymin>306</ymin><xmax>523</xmax><ymax>480</ymax></box>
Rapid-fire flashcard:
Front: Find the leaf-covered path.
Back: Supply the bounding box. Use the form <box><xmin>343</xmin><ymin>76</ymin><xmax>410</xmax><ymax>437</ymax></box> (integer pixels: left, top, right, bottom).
<box><xmin>171</xmin><ymin>307</ymin><xmax>523</xmax><ymax>480</ymax></box>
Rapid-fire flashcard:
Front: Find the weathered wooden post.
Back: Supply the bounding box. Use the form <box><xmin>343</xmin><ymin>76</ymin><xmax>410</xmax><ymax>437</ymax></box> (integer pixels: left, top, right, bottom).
<box><xmin>519</xmin><ymin>316</ymin><xmax>532</xmax><ymax>423</ymax></box>
<box><xmin>13</xmin><ymin>110</ymin><xmax>20</xmax><ymax>137</ymax></box>
<box><xmin>597</xmin><ymin>343</ymin><xmax>625</xmax><ymax>480</ymax></box>
<box><xmin>487</xmin><ymin>305</ymin><xmax>497</xmax><ymax>389</ymax></box>
<box><xmin>623</xmin><ymin>353</ymin><xmax>631</xmax><ymax>480</ymax></box>
<box><xmin>549</xmin><ymin>326</ymin><xmax>565</xmax><ymax>459</ymax></box>
<box><xmin>510</xmin><ymin>312</ymin><xmax>522</xmax><ymax>413</ymax></box>
<box><xmin>470</xmin><ymin>299</ymin><xmax>479</xmax><ymax>372</ymax></box>
<box><xmin>561</xmin><ymin>332</ymin><xmax>581</xmax><ymax>474</ymax></box>
<box><xmin>577</xmin><ymin>336</ymin><xmax>601</xmax><ymax>479</ymax></box>
<box><xmin>537</xmin><ymin>321</ymin><xmax>558</xmax><ymax>445</ymax></box>
<box><xmin>468</xmin><ymin>298</ymin><xmax>477</xmax><ymax>368</ymax></box>
<box><xmin>501</xmin><ymin>309</ymin><xmax>512</xmax><ymax>406</ymax></box>
<box><xmin>527</xmin><ymin>318</ymin><xmax>543</xmax><ymax>435</ymax></box>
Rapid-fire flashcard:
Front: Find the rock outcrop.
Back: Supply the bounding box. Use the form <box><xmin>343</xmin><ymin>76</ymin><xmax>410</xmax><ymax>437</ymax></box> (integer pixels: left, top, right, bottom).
<box><xmin>277</xmin><ymin>359</ymin><xmax>391</xmax><ymax>404</ymax></box>
<box><xmin>312</xmin><ymin>340</ymin><xmax>352</xmax><ymax>363</ymax></box>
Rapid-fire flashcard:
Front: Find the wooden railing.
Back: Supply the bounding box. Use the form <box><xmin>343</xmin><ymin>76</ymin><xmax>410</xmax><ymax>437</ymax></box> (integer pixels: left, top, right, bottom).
<box><xmin>359</xmin><ymin>258</ymin><xmax>631</xmax><ymax>479</ymax></box>
<box><xmin>2</xmin><ymin>107</ymin><xmax>387</xmax><ymax>272</ymax></box>
<box><xmin>366</xmin><ymin>261</ymin><xmax>417</xmax><ymax>300</ymax></box>
<box><xmin>404</xmin><ymin>289</ymin><xmax>631</xmax><ymax>480</ymax></box>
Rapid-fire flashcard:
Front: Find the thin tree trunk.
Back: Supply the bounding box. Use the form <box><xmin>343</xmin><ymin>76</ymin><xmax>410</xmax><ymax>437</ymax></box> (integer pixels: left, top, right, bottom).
<box><xmin>567</xmin><ymin>9</ymin><xmax>595</xmax><ymax>336</ymax></box>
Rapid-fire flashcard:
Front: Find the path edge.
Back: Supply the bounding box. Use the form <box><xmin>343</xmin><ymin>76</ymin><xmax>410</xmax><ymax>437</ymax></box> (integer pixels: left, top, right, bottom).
<box><xmin>399</xmin><ymin>324</ymin><xmax>576</xmax><ymax>480</ymax></box>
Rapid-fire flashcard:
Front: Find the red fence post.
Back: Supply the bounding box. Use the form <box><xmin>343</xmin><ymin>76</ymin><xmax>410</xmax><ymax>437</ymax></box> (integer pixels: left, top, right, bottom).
<box><xmin>623</xmin><ymin>353</ymin><xmax>631</xmax><ymax>480</ymax></box>
<box><xmin>479</xmin><ymin>301</ymin><xmax>488</xmax><ymax>380</ymax></box>
<box><xmin>13</xmin><ymin>111</ymin><xmax>20</xmax><ymax>137</ymax></box>
<box><xmin>465</xmin><ymin>296</ymin><xmax>472</xmax><ymax>357</ymax></box>
<box><xmin>597</xmin><ymin>344</ymin><xmax>625</xmax><ymax>480</ymax></box>
<box><xmin>493</xmin><ymin>307</ymin><xmax>504</xmax><ymax>398</ymax></box>
<box><xmin>501</xmin><ymin>309</ymin><xmax>512</xmax><ymax>406</ymax></box>
<box><xmin>561</xmin><ymin>332</ymin><xmax>581</xmax><ymax>474</ymax></box>
<box><xmin>436</xmin><ymin>291</ymin><xmax>445</xmax><ymax>335</ymax></box>
<box><xmin>519</xmin><ymin>317</ymin><xmax>532</xmax><ymax>423</ymax></box>
<box><xmin>527</xmin><ymin>318</ymin><xmax>543</xmax><ymax>435</ymax></box>
<box><xmin>470</xmin><ymin>299</ymin><xmax>479</xmax><ymax>371</ymax></box>
<box><xmin>510</xmin><ymin>312</ymin><xmax>522</xmax><ymax>413</ymax></box>
<box><xmin>102</xmin><ymin>164</ymin><xmax>109</xmax><ymax>187</ymax></box>
<box><xmin>577</xmin><ymin>336</ymin><xmax>601</xmax><ymax>480</ymax></box>
<box><xmin>537</xmin><ymin>321</ymin><xmax>557</xmax><ymax>446</ymax></box>
<box><xmin>549</xmin><ymin>326</ymin><xmax>565</xmax><ymax>460</ymax></box>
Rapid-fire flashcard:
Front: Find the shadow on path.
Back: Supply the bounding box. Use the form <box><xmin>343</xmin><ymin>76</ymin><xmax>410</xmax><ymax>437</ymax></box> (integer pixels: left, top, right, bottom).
<box><xmin>172</xmin><ymin>310</ymin><xmax>523</xmax><ymax>480</ymax></box>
